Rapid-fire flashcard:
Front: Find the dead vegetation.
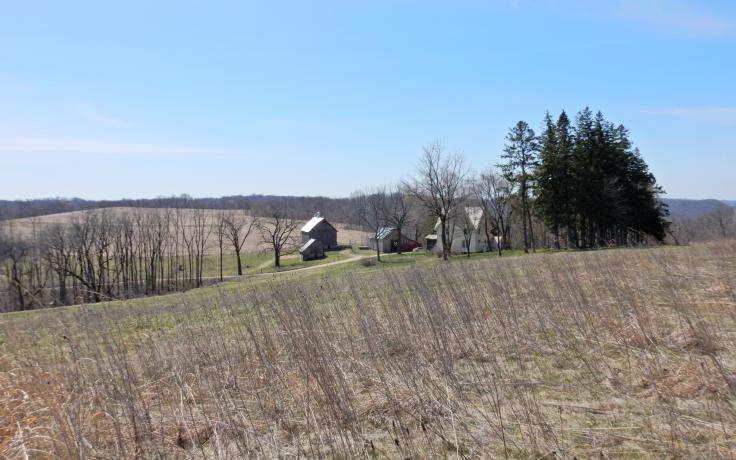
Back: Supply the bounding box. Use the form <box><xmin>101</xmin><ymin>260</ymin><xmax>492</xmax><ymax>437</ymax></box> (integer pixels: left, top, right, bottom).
<box><xmin>1</xmin><ymin>241</ymin><xmax>736</xmax><ymax>458</ymax></box>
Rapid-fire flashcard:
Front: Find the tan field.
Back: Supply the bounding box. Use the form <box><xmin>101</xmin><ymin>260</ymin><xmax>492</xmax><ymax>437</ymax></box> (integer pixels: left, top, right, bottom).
<box><xmin>4</xmin><ymin>207</ymin><xmax>369</xmax><ymax>255</ymax></box>
<box><xmin>1</xmin><ymin>241</ymin><xmax>735</xmax><ymax>458</ymax></box>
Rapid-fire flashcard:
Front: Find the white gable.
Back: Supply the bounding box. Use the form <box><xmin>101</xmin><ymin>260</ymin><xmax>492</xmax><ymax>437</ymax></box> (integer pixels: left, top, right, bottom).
<box><xmin>465</xmin><ymin>206</ymin><xmax>484</xmax><ymax>231</ymax></box>
<box><xmin>433</xmin><ymin>207</ymin><xmax>484</xmax><ymax>231</ymax></box>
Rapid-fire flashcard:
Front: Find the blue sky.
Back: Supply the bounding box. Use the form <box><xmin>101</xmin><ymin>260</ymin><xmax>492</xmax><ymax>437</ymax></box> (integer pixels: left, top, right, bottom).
<box><xmin>0</xmin><ymin>0</ymin><xmax>734</xmax><ymax>200</ymax></box>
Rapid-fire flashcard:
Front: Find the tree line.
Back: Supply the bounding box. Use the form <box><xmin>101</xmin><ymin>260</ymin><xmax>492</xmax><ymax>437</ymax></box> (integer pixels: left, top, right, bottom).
<box><xmin>0</xmin><ymin>201</ymin><xmax>306</xmax><ymax>311</ymax></box>
<box><xmin>669</xmin><ymin>206</ymin><xmax>736</xmax><ymax>244</ymax></box>
<box><xmin>0</xmin><ymin>194</ymin><xmax>357</xmax><ymax>223</ymax></box>
<box><xmin>533</xmin><ymin>108</ymin><xmax>668</xmax><ymax>249</ymax></box>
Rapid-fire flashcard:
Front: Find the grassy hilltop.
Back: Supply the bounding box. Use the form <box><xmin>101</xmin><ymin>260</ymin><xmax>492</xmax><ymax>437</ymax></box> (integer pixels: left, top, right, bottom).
<box><xmin>1</xmin><ymin>242</ymin><xmax>735</xmax><ymax>458</ymax></box>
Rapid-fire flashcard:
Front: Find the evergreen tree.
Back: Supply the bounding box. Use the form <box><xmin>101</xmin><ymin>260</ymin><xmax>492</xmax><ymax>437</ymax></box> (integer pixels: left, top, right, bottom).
<box><xmin>499</xmin><ymin>121</ymin><xmax>538</xmax><ymax>253</ymax></box>
<box><xmin>620</xmin><ymin>148</ymin><xmax>669</xmax><ymax>242</ymax></box>
<box><xmin>535</xmin><ymin>112</ymin><xmax>564</xmax><ymax>248</ymax></box>
<box><xmin>534</xmin><ymin>108</ymin><xmax>668</xmax><ymax>247</ymax></box>
<box><xmin>571</xmin><ymin>108</ymin><xmax>592</xmax><ymax>246</ymax></box>
<box><xmin>555</xmin><ymin>111</ymin><xmax>576</xmax><ymax>247</ymax></box>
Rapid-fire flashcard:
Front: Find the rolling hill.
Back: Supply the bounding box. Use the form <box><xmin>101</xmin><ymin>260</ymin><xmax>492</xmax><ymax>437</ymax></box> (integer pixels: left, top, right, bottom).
<box><xmin>662</xmin><ymin>198</ymin><xmax>733</xmax><ymax>218</ymax></box>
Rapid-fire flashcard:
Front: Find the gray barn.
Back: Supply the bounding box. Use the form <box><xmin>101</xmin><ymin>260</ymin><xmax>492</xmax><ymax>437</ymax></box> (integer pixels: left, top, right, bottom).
<box><xmin>299</xmin><ymin>238</ymin><xmax>325</xmax><ymax>261</ymax></box>
<box><xmin>300</xmin><ymin>213</ymin><xmax>338</xmax><ymax>250</ymax></box>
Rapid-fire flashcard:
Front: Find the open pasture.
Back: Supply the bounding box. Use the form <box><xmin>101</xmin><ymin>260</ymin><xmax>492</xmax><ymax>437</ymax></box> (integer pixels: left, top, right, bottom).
<box><xmin>1</xmin><ymin>242</ymin><xmax>735</xmax><ymax>458</ymax></box>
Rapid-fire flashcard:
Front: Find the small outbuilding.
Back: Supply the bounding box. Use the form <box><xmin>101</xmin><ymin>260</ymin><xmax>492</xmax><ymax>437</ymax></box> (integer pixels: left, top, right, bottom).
<box><xmin>369</xmin><ymin>227</ymin><xmax>420</xmax><ymax>253</ymax></box>
<box><xmin>299</xmin><ymin>238</ymin><xmax>325</xmax><ymax>261</ymax></box>
<box><xmin>301</xmin><ymin>212</ymin><xmax>338</xmax><ymax>250</ymax></box>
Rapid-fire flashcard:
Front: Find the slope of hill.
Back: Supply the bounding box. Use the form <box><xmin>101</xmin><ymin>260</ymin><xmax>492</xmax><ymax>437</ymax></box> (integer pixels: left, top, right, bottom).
<box><xmin>662</xmin><ymin>198</ymin><xmax>731</xmax><ymax>218</ymax></box>
<box><xmin>3</xmin><ymin>207</ymin><xmax>368</xmax><ymax>255</ymax></box>
<box><xmin>0</xmin><ymin>195</ymin><xmax>355</xmax><ymax>222</ymax></box>
<box><xmin>1</xmin><ymin>242</ymin><xmax>734</xmax><ymax>457</ymax></box>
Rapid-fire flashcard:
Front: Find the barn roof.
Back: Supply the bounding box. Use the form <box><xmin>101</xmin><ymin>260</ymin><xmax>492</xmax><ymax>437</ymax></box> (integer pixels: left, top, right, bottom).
<box><xmin>301</xmin><ymin>216</ymin><xmax>324</xmax><ymax>233</ymax></box>
<box><xmin>301</xmin><ymin>213</ymin><xmax>338</xmax><ymax>233</ymax></box>
<box><xmin>299</xmin><ymin>238</ymin><xmax>321</xmax><ymax>253</ymax></box>
<box><xmin>375</xmin><ymin>227</ymin><xmax>395</xmax><ymax>240</ymax></box>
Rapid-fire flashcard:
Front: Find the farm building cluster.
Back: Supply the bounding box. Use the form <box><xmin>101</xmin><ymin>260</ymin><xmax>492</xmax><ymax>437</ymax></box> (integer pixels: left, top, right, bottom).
<box><xmin>298</xmin><ymin>207</ymin><xmax>502</xmax><ymax>261</ymax></box>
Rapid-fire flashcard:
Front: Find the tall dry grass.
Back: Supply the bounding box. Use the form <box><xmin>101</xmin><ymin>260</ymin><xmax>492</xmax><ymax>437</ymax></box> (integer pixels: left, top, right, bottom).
<box><xmin>1</xmin><ymin>241</ymin><xmax>735</xmax><ymax>458</ymax></box>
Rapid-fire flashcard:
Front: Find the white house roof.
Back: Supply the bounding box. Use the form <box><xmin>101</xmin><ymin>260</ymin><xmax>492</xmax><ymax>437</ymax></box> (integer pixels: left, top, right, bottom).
<box><xmin>432</xmin><ymin>207</ymin><xmax>484</xmax><ymax>231</ymax></box>
<box><xmin>465</xmin><ymin>206</ymin><xmax>484</xmax><ymax>231</ymax></box>
<box><xmin>301</xmin><ymin>216</ymin><xmax>325</xmax><ymax>233</ymax></box>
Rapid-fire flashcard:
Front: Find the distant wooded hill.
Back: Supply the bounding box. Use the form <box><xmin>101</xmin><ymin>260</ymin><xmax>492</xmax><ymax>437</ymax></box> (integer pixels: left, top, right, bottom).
<box><xmin>662</xmin><ymin>198</ymin><xmax>735</xmax><ymax>219</ymax></box>
<box><xmin>1</xmin><ymin>196</ymin><xmax>733</xmax><ymax>222</ymax></box>
<box><xmin>0</xmin><ymin>195</ymin><xmax>355</xmax><ymax>222</ymax></box>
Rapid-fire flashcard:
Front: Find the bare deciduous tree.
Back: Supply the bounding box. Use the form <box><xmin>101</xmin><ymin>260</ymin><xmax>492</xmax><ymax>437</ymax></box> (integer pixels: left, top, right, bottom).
<box><xmin>192</xmin><ymin>209</ymin><xmax>212</xmax><ymax>286</ymax></box>
<box><xmin>352</xmin><ymin>188</ymin><xmax>388</xmax><ymax>261</ymax></box>
<box><xmin>383</xmin><ymin>185</ymin><xmax>414</xmax><ymax>255</ymax></box>
<box><xmin>473</xmin><ymin>167</ymin><xmax>513</xmax><ymax>256</ymax></box>
<box><xmin>41</xmin><ymin>223</ymin><xmax>72</xmax><ymax>305</ymax></box>
<box><xmin>406</xmin><ymin>141</ymin><xmax>468</xmax><ymax>260</ymax></box>
<box><xmin>0</xmin><ymin>224</ymin><xmax>48</xmax><ymax>310</ymax></box>
<box><xmin>258</xmin><ymin>209</ymin><xmax>298</xmax><ymax>268</ymax></box>
<box><xmin>223</xmin><ymin>211</ymin><xmax>258</xmax><ymax>276</ymax></box>
<box><xmin>215</xmin><ymin>214</ymin><xmax>227</xmax><ymax>281</ymax></box>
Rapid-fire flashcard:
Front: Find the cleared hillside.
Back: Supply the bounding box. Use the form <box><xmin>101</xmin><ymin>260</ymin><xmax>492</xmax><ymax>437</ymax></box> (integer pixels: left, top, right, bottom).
<box><xmin>1</xmin><ymin>242</ymin><xmax>735</xmax><ymax>458</ymax></box>
<box><xmin>4</xmin><ymin>207</ymin><xmax>368</xmax><ymax>255</ymax></box>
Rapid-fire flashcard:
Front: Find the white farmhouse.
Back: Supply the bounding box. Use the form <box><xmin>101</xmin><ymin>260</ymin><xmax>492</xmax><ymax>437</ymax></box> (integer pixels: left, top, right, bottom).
<box><xmin>433</xmin><ymin>206</ymin><xmax>489</xmax><ymax>254</ymax></box>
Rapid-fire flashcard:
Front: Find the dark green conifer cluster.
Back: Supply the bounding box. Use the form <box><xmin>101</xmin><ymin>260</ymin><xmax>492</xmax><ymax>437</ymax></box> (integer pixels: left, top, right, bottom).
<box><xmin>504</xmin><ymin>108</ymin><xmax>669</xmax><ymax>248</ymax></box>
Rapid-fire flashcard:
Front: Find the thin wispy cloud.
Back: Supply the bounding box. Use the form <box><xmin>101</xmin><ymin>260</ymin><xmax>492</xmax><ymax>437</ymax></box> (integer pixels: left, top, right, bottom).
<box><xmin>614</xmin><ymin>0</ymin><xmax>734</xmax><ymax>37</ymax></box>
<box><xmin>641</xmin><ymin>107</ymin><xmax>736</xmax><ymax>126</ymax></box>
<box><xmin>71</xmin><ymin>101</ymin><xmax>131</xmax><ymax>128</ymax></box>
<box><xmin>491</xmin><ymin>1</ymin><xmax>733</xmax><ymax>38</ymax></box>
<box><xmin>0</xmin><ymin>137</ymin><xmax>237</xmax><ymax>157</ymax></box>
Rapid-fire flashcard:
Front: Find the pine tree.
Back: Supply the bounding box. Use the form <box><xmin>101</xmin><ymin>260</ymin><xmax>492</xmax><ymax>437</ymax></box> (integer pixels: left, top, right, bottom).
<box><xmin>499</xmin><ymin>121</ymin><xmax>538</xmax><ymax>253</ymax></box>
<box><xmin>534</xmin><ymin>107</ymin><xmax>668</xmax><ymax>247</ymax></box>
<box><xmin>535</xmin><ymin>112</ymin><xmax>563</xmax><ymax>247</ymax></box>
<box><xmin>555</xmin><ymin>111</ymin><xmax>576</xmax><ymax>247</ymax></box>
<box><xmin>621</xmin><ymin>148</ymin><xmax>669</xmax><ymax>242</ymax></box>
<box><xmin>572</xmin><ymin>107</ymin><xmax>595</xmax><ymax>247</ymax></box>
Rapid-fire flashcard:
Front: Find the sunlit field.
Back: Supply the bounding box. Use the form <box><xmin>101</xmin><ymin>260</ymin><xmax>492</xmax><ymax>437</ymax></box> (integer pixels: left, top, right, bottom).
<box><xmin>1</xmin><ymin>242</ymin><xmax>735</xmax><ymax>458</ymax></box>
<box><xmin>3</xmin><ymin>207</ymin><xmax>368</xmax><ymax>256</ymax></box>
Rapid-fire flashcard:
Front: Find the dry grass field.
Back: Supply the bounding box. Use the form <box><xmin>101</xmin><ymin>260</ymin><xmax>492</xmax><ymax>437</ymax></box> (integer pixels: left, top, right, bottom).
<box><xmin>1</xmin><ymin>241</ymin><xmax>735</xmax><ymax>458</ymax></box>
<box><xmin>4</xmin><ymin>207</ymin><xmax>369</xmax><ymax>254</ymax></box>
